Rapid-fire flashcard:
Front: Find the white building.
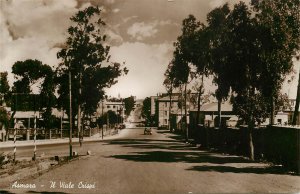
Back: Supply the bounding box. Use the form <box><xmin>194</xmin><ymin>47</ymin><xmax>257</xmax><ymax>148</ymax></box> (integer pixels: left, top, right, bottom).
<box><xmin>157</xmin><ymin>95</ymin><xmax>181</xmax><ymax>127</ymax></box>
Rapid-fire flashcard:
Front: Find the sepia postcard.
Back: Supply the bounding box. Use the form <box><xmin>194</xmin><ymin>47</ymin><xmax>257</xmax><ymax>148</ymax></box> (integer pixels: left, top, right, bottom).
<box><xmin>0</xmin><ymin>0</ymin><xmax>300</xmax><ymax>193</ymax></box>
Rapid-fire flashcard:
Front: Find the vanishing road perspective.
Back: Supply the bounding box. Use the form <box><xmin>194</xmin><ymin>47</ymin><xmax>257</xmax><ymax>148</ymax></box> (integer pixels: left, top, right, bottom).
<box><xmin>2</xmin><ymin>127</ymin><xmax>300</xmax><ymax>193</ymax></box>
<box><xmin>1</xmin><ymin>0</ymin><xmax>300</xmax><ymax>193</ymax></box>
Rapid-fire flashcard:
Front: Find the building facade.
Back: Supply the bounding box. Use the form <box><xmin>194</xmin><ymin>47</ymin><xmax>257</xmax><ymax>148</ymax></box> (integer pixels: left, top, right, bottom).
<box><xmin>151</xmin><ymin>93</ymin><xmax>197</xmax><ymax>128</ymax></box>
<box><xmin>97</xmin><ymin>100</ymin><xmax>125</xmax><ymax>119</ymax></box>
<box><xmin>157</xmin><ymin>96</ymin><xmax>180</xmax><ymax>128</ymax></box>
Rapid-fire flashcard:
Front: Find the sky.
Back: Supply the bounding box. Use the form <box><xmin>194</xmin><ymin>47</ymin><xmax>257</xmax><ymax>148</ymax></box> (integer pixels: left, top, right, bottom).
<box><xmin>0</xmin><ymin>0</ymin><xmax>299</xmax><ymax>99</ymax></box>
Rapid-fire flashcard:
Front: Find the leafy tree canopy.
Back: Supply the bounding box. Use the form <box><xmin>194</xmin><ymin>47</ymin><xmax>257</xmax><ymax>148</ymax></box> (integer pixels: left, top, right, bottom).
<box><xmin>124</xmin><ymin>96</ymin><xmax>135</xmax><ymax>116</ymax></box>
<box><xmin>141</xmin><ymin>97</ymin><xmax>151</xmax><ymax>124</ymax></box>
<box><xmin>0</xmin><ymin>72</ymin><xmax>11</xmax><ymax>106</ymax></box>
<box><xmin>56</xmin><ymin>6</ymin><xmax>128</xmax><ymax>118</ymax></box>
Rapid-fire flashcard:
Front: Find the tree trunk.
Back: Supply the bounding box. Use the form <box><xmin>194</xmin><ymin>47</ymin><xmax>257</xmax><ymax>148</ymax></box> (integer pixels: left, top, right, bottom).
<box><xmin>292</xmin><ymin>69</ymin><xmax>300</xmax><ymax>125</ymax></box>
<box><xmin>184</xmin><ymin>83</ymin><xmax>188</xmax><ymax>141</ymax></box>
<box><xmin>78</xmin><ymin>73</ymin><xmax>82</xmax><ymax>138</ymax></box>
<box><xmin>69</xmin><ymin>71</ymin><xmax>73</xmax><ymax>158</ymax></box>
<box><xmin>196</xmin><ymin>75</ymin><xmax>204</xmax><ymax>126</ymax></box>
<box><xmin>217</xmin><ymin>99</ymin><xmax>221</xmax><ymax>128</ymax></box>
<box><xmin>180</xmin><ymin>86</ymin><xmax>183</xmax><ymax>132</ymax></box>
<box><xmin>248</xmin><ymin>86</ymin><xmax>256</xmax><ymax>161</ymax></box>
<box><xmin>168</xmin><ymin>85</ymin><xmax>173</xmax><ymax>132</ymax></box>
<box><xmin>248</xmin><ymin>122</ymin><xmax>255</xmax><ymax>160</ymax></box>
<box><xmin>270</xmin><ymin>95</ymin><xmax>275</xmax><ymax>125</ymax></box>
<box><xmin>196</xmin><ymin>91</ymin><xmax>201</xmax><ymax>125</ymax></box>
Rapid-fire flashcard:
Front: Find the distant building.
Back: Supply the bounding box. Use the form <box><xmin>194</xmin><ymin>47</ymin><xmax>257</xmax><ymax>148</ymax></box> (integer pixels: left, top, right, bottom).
<box><xmin>151</xmin><ymin>93</ymin><xmax>197</xmax><ymax>128</ymax></box>
<box><xmin>284</xmin><ymin>99</ymin><xmax>300</xmax><ymax>125</ymax></box>
<box><xmin>189</xmin><ymin>100</ymin><xmax>291</xmax><ymax>128</ymax></box>
<box><xmin>97</xmin><ymin>99</ymin><xmax>125</xmax><ymax>119</ymax></box>
<box><xmin>157</xmin><ymin>95</ymin><xmax>180</xmax><ymax>128</ymax></box>
<box><xmin>189</xmin><ymin>101</ymin><xmax>235</xmax><ymax>128</ymax></box>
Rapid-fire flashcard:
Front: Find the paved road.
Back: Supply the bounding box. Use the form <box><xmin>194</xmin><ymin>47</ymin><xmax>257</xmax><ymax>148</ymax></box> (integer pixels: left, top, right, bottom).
<box><xmin>3</xmin><ymin>128</ymin><xmax>300</xmax><ymax>193</ymax></box>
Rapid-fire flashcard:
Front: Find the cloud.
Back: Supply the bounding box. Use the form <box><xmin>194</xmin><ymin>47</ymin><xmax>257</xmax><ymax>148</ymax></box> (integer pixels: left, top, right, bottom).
<box><xmin>127</xmin><ymin>22</ymin><xmax>158</xmax><ymax>41</ymax></box>
<box><xmin>209</xmin><ymin>0</ymin><xmax>251</xmax><ymax>9</ymax></box>
<box><xmin>0</xmin><ymin>0</ymin><xmax>78</xmax><ymax>85</ymax></box>
<box><xmin>122</xmin><ymin>16</ymin><xmax>138</xmax><ymax>23</ymax></box>
<box><xmin>126</xmin><ymin>20</ymin><xmax>174</xmax><ymax>41</ymax></box>
<box><xmin>209</xmin><ymin>0</ymin><xmax>225</xmax><ymax>8</ymax></box>
<box><xmin>106</xmin><ymin>29</ymin><xmax>124</xmax><ymax>45</ymax></box>
<box><xmin>1</xmin><ymin>0</ymin><xmax>78</xmax><ymax>42</ymax></box>
<box><xmin>105</xmin><ymin>0</ymin><xmax>115</xmax><ymax>4</ymax></box>
<box><xmin>112</xmin><ymin>8</ymin><xmax>120</xmax><ymax>13</ymax></box>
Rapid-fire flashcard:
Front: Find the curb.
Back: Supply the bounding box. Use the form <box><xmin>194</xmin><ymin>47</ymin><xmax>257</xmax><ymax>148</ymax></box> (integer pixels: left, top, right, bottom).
<box><xmin>0</xmin><ymin>130</ymin><xmax>120</xmax><ymax>149</ymax></box>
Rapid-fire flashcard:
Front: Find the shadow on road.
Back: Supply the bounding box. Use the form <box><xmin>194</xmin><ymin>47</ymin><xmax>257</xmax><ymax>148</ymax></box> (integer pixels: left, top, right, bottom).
<box><xmin>106</xmin><ymin>133</ymin><xmax>291</xmax><ymax>175</ymax></box>
<box><xmin>108</xmin><ymin>150</ymin><xmax>254</xmax><ymax>164</ymax></box>
<box><xmin>187</xmin><ymin>165</ymin><xmax>290</xmax><ymax>175</ymax></box>
<box><xmin>26</xmin><ymin>191</ymin><xmax>68</xmax><ymax>194</ymax></box>
<box><xmin>155</xmin><ymin>130</ymin><xmax>185</xmax><ymax>141</ymax></box>
<box><xmin>0</xmin><ymin>190</ymin><xmax>14</xmax><ymax>194</ymax></box>
<box><xmin>107</xmin><ymin>139</ymin><xmax>196</xmax><ymax>151</ymax></box>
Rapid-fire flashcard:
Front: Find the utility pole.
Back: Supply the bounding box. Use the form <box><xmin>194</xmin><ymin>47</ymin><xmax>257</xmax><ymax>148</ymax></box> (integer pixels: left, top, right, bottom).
<box><xmin>32</xmin><ymin>95</ymin><xmax>37</xmax><ymax>161</ymax></box>
<box><xmin>60</xmin><ymin>109</ymin><xmax>63</xmax><ymax>139</ymax></box>
<box><xmin>69</xmin><ymin>70</ymin><xmax>73</xmax><ymax>158</ymax></box>
<box><xmin>117</xmin><ymin>106</ymin><xmax>119</xmax><ymax>125</ymax></box>
<box><xmin>78</xmin><ymin>72</ymin><xmax>82</xmax><ymax>139</ymax></box>
<box><xmin>292</xmin><ymin>68</ymin><xmax>300</xmax><ymax>125</ymax></box>
<box><xmin>107</xmin><ymin>111</ymin><xmax>109</xmax><ymax>132</ymax></box>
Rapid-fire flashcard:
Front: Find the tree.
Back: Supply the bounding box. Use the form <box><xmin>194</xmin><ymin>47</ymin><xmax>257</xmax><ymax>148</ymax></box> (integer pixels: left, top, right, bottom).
<box><xmin>293</xmin><ymin>68</ymin><xmax>300</xmax><ymax>125</ymax></box>
<box><xmin>163</xmin><ymin>62</ymin><xmax>176</xmax><ymax>131</ymax></box>
<box><xmin>0</xmin><ymin>107</ymin><xmax>10</xmax><ymax>130</ymax></box>
<box><xmin>39</xmin><ymin>65</ymin><xmax>56</xmax><ymax>130</ymax></box>
<box><xmin>141</xmin><ymin>97</ymin><xmax>153</xmax><ymax>126</ymax></box>
<box><xmin>124</xmin><ymin>96</ymin><xmax>135</xmax><ymax>116</ymax></box>
<box><xmin>172</xmin><ymin>50</ymin><xmax>190</xmax><ymax>140</ymax></box>
<box><xmin>207</xmin><ymin>3</ymin><xmax>231</xmax><ymax>127</ymax></box>
<box><xmin>171</xmin><ymin>15</ymin><xmax>199</xmax><ymax>140</ymax></box>
<box><xmin>56</xmin><ymin>6</ymin><xmax>128</xmax><ymax>134</ymax></box>
<box><xmin>171</xmin><ymin>14</ymin><xmax>211</xmax><ymax>139</ymax></box>
<box><xmin>0</xmin><ymin>72</ymin><xmax>11</xmax><ymax>106</ymax></box>
<box><xmin>253</xmin><ymin>0</ymin><xmax>300</xmax><ymax>125</ymax></box>
<box><xmin>12</xmin><ymin>59</ymin><xmax>44</xmax><ymax>94</ymax></box>
<box><xmin>225</xmin><ymin>2</ymin><xmax>269</xmax><ymax>160</ymax></box>
<box><xmin>97</xmin><ymin>110</ymin><xmax>121</xmax><ymax>128</ymax></box>
<box><xmin>11</xmin><ymin>59</ymin><xmax>56</xmax><ymax>130</ymax></box>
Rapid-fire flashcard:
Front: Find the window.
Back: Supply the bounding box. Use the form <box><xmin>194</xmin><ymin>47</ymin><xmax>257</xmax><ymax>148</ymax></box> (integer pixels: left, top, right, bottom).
<box><xmin>113</xmin><ymin>105</ymin><xmax>116</xmax><ymax>109</ymax></box>
<box><xmin>277</xmin><ymin>119</ymin><xmax>282</xmax><ymax>124</ymax></box>
<box><xmin>165</xmin><ymin>111</ymin><xmax>168</xmax><ymax>116</ymax></box>
<box><xmin>291</xmin><ymin>101</ymin><xmax>295</xmax><ymax>106</ymax></box>
<box><xmin>165</xmin><ymin>102</ymin><xmax>168</xmax><ymax>107</ymax></box>
<box><xmin>107</xmin><ymin>105</ymin><xmax>111</xmax><ymax>108</ymax></box>
<box><xmin>164</xmin><ymin>119</ymin><xmax>168</xmax><ymax>125</ymax></box>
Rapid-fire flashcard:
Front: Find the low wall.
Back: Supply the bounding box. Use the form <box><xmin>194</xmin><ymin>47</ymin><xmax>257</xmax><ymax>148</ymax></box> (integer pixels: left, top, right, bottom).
<box><xmin>192</xmin><ymin>125</ymin><xmax>300</xmax><ymax>174</ymax></box>
<box><xmin>5</xmin><ymin>127</ymin><xmax>108</xmax><ymax>140</ymax></box>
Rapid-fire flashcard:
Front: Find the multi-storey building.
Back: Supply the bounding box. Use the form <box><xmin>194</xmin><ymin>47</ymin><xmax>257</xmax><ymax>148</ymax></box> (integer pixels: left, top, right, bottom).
<box><xmin>151</xmin><ymin>93</ymin><xmax>195</xmax><ymax>128</ymax></box>
<box><xmin>157</xmin><ymin>95</ymin><xmax>180</xmax><ymax>128</ymax></box>
<box><xmin>97</xmin><ymin>100</ymin><xmax>125</xmax><ymax>118</ymax></box>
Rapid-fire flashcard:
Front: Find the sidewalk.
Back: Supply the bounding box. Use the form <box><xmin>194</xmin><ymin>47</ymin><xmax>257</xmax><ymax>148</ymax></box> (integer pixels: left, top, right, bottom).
<box><xmin>0</xmin><ymin>128</ymin><xmax>122</xmax><ymax>149</ymax></box>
